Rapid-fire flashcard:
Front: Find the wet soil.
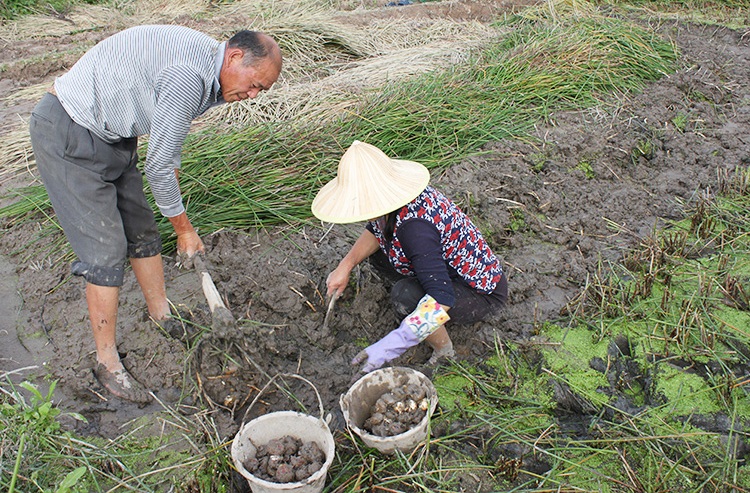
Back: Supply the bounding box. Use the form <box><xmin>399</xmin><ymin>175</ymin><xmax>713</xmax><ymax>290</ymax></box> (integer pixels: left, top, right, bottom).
<box><xmin>1</xmin><ymin>0</ymin><xmax>749</xmax><ymax>477</ymax></box>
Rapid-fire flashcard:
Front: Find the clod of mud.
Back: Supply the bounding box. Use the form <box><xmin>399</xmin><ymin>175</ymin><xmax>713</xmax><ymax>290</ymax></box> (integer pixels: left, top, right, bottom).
<box><xmin>243</xmin><ymin>436</ymin><xmax>325</xmax><ymax>483</ymax></box>
<box><xmin>363</xmin><ymin>383</ymin><xmax>430</xmax><ymax>437</ymax></box>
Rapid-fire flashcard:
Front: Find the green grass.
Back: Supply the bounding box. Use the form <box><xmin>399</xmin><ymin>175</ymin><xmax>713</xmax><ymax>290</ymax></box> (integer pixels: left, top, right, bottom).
<box><xmin>0</xmin><ymin>0</ymin><xmax>107</xmax><ymax>20</ymax></box>
<box><xmin>600</xmin><ymin>0</ymin><xmax>750</xmax><ymax>30</ymax></box>
<box><xmin>0</xmin><ymin>378</ymin><xmax>236</xmax><ymax>492</ymax></box>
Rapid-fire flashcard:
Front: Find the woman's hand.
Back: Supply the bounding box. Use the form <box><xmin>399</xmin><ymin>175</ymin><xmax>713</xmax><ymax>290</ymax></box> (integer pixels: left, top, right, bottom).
<box><xmin>326</xmin><ymin>263</ymin><xmax>351</xmax><ymax>299</ymax></box>
<box><xmin>327</xmin><ymin>229</ymin><xmax>380</xmax><ymax>298</ymax></box>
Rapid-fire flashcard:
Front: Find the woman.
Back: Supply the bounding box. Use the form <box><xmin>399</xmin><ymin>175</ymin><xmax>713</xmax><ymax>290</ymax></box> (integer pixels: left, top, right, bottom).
<box><xmin>312</xmin><ymin>141</ymin><xmax>508</xmax><ymax>373</ymax></box>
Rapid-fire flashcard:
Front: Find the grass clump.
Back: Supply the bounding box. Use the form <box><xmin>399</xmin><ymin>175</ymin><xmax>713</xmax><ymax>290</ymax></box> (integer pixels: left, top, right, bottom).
<box><xmin>0</xmin><ymin>378</ymin><xmax>233</xmax><ymax>492</ymax></box>
<box><xmin>0</xmin><ymin>0</ymin><xmax>106</xmax><ymax>20</ymax></box>
<box><xmin>1</xmin><ymin>381</ymin><xmax>85</xmax><ymax>492</ymax></box>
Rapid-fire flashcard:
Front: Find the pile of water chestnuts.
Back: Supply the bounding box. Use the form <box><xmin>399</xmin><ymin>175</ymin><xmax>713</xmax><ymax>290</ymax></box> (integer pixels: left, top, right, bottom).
<box><xmin>363</xmin><ymin>383</ymin><xmax>431</xmax><ymax>437</ymax></box>
<box><xmin>243</xmin><ymin>435</ymin><xmax>325</xmax><ymax>483</ymax></box>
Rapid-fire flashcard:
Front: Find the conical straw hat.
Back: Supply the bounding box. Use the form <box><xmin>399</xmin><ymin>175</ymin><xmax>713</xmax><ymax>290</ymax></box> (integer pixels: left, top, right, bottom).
<box><xmin>312</xmin><ymin>141</ymin><xmax>430</xmax><ymax>224</ymax></box>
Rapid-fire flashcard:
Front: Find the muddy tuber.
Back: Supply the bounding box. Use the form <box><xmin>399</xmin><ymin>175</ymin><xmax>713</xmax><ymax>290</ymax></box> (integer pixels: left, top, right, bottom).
<box><xmin>363</xmin><ymin>383</ymin><xmax>431</xmax><ymax>437</ymax></box>
<box><xmin>243</xmin><ymin>436</ymin><xmax>325</xmax><ymax>483</ymax></box>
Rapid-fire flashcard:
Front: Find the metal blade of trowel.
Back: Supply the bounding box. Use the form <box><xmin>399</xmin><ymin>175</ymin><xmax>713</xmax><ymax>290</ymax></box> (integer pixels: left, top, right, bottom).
<box><xmin>193</xmin><ymin>254</ymin><xmax>236</xmax><ymax>337</ymax></box>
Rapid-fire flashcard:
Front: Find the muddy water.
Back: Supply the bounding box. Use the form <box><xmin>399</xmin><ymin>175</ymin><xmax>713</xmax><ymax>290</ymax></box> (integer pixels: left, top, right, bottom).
<box><xmin>0</xmin><ymin>254</ymin><xmax>58</xmax><ymax>400</ymax></box>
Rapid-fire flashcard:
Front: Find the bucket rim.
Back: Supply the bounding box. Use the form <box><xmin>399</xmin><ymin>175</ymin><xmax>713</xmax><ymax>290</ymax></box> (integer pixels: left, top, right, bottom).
<box><xmin>349</xmin><ymin>366</ymin><xmax>433</xmax><ymax>387</ymax></box>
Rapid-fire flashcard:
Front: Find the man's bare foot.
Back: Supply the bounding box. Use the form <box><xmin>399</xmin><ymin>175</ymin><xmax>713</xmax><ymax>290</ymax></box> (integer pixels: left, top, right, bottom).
<box><xmin>93</xmin><ymin>364</ymin><xmax>152</xmax><ymax>404</ymax></box>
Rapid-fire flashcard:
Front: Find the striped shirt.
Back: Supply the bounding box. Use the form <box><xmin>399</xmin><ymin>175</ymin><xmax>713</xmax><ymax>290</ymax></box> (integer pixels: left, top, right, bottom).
<box><xmin>54</xmin><ymin>25</ymin><xmax>225</xmax><ymax>217</ymax></box>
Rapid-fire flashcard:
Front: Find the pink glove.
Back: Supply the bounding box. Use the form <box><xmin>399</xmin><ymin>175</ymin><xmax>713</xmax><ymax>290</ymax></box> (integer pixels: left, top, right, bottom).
<box><xmin>352</xmin><ymin>294</ymin><xmax>450</xmax><ymax>373</ymax></box>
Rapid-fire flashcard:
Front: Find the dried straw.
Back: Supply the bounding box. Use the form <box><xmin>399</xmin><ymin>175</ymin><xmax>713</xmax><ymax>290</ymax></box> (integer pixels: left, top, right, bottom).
<box><xmin>201</xmin><ymin>10</ymin><xmax>496</xmax><ymax>127</ymax></box>
<box><xmin>3</xmin><ymin>82</ymin><xmax>48</xmax><ymax>102</ymax></box>
<box><xmin>0</xmin><ymin>0</ymin><xmax>496</xmax><ymax>179</ymax></box>
<box><xmin>0</xmin><ymin>129</ymin><xmax>38</xmax><ymax>185</ymax></box>
<box><xmin>203</xmin><ymin>39</ymin><xmax>489</xmax><ymax>127</ymax></box>
<box><xmin>0</xmin><ymin>6</ymin><xmax>128</xmax><ymax>40</ymax></box>
<box><xmin>0</xmin><ymin>83</ymin><xmax>48</xmax><ymax>181</ymax></box>
<box><xmin>0</xmin><ymin>0</ymin><xmax>213</xmax><ymax>41</ymax></box>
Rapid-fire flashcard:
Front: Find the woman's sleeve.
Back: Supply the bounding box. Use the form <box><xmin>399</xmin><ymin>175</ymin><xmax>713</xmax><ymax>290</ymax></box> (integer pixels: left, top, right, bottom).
<box><xmin>398</xmin><ymin>219</ymin><xmax>455</xmax><ymax>307</ymax></box>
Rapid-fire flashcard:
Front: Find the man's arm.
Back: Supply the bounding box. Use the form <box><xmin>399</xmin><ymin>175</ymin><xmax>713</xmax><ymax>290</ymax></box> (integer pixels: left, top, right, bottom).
<box><xmin>145</xmin><ymin>67</ymin><xmax>209</xmax><ymax>257</ymax></box>
<box><xmin>144</xmin><ymin>66</ymin><xmax>206</xmax><ymax>218</ymax></box>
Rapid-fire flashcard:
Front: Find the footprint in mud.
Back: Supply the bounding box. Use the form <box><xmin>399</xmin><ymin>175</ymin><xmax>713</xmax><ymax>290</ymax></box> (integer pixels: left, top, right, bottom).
<box><xmin>588</xmin><ymin>334</ymin><xmax>657</xmax><ymax>417</ymax></box>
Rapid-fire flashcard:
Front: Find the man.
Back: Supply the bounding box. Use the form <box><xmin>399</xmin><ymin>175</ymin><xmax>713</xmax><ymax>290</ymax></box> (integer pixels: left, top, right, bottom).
<box><xmin>28</xmin><ymin>25</ymin><xmax>282</xmax><ymax>404</ymax></box>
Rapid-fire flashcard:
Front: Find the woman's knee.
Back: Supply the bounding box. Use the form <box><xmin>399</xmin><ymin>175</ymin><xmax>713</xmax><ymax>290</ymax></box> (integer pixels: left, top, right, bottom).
<box><xmin>390</xmin><ymin>278</ymin><xmax>425</xmax><ymax>318</ymax></box>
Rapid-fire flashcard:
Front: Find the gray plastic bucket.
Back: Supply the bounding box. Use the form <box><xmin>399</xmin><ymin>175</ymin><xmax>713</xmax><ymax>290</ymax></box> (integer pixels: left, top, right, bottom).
<box><xmin>231</xmin><ymin>374</ymin><xmax>335</xmax><ymax>493</ymax></box>
<box><xmin>340</xmin><ymin>367</ymin><xmax>438</xmax><ymax>454</ymax></box>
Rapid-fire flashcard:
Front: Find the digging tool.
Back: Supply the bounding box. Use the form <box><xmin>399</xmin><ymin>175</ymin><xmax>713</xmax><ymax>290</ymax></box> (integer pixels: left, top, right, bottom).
<box><xmin>322</xmin><ymin>294</ymin><xmax>337</xmax><ymax>330</ymax></box>
<box><xmin>193</xmin><ymin>254</ymin><xmax>236</xmax><ymax>336</ymax></box>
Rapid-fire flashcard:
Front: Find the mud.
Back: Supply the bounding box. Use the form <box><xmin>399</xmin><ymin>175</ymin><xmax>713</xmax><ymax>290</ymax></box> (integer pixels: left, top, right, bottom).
<box><xmin>1</xmin><ymin>0</ymin><xmax>749</xmax><ymax>472</ymax></box>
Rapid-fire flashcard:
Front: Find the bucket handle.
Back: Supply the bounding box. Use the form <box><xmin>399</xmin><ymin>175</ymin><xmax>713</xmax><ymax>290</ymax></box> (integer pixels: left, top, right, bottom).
<box><xmin>242</xmin><ymin>373</ymin><xmax>325</xmax><ymax>425</ymax></box>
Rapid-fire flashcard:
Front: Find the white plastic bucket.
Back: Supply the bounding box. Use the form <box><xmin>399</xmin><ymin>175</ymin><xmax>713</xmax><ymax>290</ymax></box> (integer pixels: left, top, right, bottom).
<box><xmin>339</xmin><ymin>367</ymin><xmax>438</xmax><ymax>454</ymax></box>
<box><xmin>231</xmin><ymin>374</ymin><xmax>335</xmax><ymax>493</ymax></box>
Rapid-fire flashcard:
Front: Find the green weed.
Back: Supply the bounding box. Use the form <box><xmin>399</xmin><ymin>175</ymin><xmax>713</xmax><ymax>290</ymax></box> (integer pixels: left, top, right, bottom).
<box><xmin>0</xmin><ymin>0</ymin><xmax>106</xmax><ymax>20</ymax></box>
<box><xmin>672</xmin><ymin>111</ymin><xmax>689</xmax><ymax>132</ymax></box>
<box><xmin>575</xmin><ymin>159</ymin><xmax>596</xmax><ymax>179</ymax></box>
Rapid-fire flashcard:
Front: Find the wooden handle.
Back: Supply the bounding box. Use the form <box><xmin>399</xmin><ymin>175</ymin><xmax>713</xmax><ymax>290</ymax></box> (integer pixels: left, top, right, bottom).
<box><xmin>193</xmin><ymin>255</ymin><xmax>228</xmax><ymax>313</ymax></box>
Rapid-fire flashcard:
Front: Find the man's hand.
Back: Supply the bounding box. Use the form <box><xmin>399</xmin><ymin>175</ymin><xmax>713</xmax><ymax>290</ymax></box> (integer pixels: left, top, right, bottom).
<box><xmin>177</xmin><ymin>230</ymin><xmax>204</xmax><ymax>257</ymax></box>
<box><xmin>169</xmin><ymin>211</ymin><xmax>205</xmax><ymax>268</ymax></box>
<box><xmin>176</xmin><ymin>232</ymin><xmax>205</xmax><ymax>269</ymax></box>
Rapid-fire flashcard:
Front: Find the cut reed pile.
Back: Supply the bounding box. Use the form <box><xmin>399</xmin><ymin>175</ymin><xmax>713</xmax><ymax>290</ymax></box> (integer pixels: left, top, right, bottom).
<box><xmin>160</xmin><ymin>0</ymin><xmax>677</xmax><ymax>245</ymax></box>
<box><xmin>204</xmin><ymin>22</ymin><xmax>495</xmax><ymax>126</ymax></box>
<box><xmin>0</xmin><ymin>0</ymin><xmax>210</xmax><ymax>39</ymax></box>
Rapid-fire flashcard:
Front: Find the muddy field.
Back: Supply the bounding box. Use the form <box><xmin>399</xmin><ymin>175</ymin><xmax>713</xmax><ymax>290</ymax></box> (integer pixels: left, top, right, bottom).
<box><xmin>1</xmin><ymin>0</ymin><xmax>749</xmax><ymax>479</ymax></box>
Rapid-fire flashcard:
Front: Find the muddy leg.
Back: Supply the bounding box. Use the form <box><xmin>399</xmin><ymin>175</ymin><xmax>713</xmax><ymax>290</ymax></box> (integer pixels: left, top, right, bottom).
<box><xmin>86</xmin><ymin>283</ymin><xmax>121</xmax><ymax>370</ymax></box>
<box><xmin>87</xmin><ymin>282</ymin><xmax>152</xmax><ymax>403</ymax></box>
<box><xmin>130</xmin><ymin>255</ymin><xmax>170</xmax><ymax>321</ymax></box>
<box><xmin>424</xmin><ymin>325</ymin><xmax>455</xmax><ymax>364</ymax></box>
